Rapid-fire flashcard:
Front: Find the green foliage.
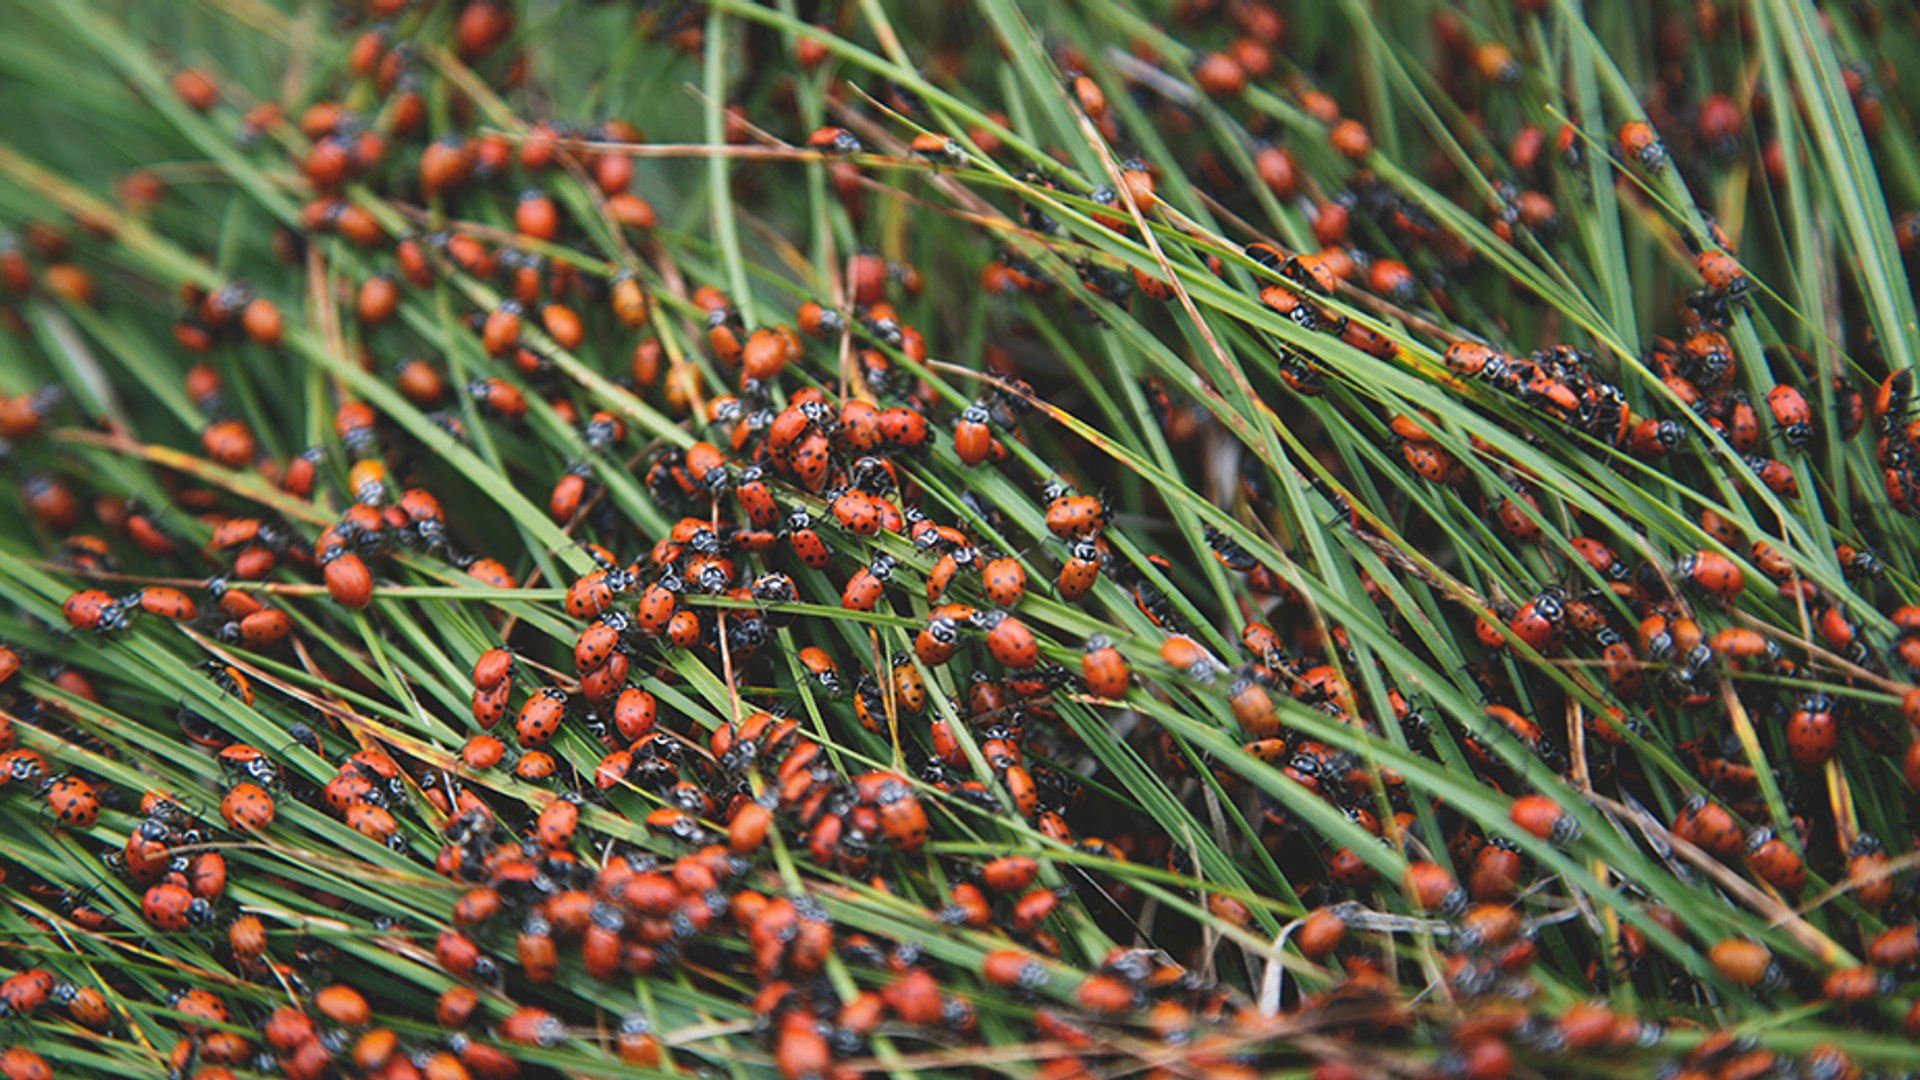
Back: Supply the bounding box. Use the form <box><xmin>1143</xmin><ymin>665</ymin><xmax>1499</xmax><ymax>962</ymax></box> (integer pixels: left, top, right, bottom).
<box><xmin>0</xmin><ymin>0</ymin><xmax>1919</xmax><ymax>1077</ymax></box>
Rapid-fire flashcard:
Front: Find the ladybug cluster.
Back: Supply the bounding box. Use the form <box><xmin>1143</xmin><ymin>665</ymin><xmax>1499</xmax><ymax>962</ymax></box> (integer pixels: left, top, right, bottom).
<box><xmin>8</xmin><ymin>1</ymin><xmax>1920</xmax><ymax>1080</ymax></box>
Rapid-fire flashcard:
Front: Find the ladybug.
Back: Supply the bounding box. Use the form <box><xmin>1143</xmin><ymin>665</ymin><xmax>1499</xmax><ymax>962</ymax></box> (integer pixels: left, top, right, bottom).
<box><xmin>842</xmin><ymin>554</ymin><xmax>895</xmax><ymax>613</ymax></box>
<box><xmin>1708</xmin><ymin>938</ymin><xmax>1777</xmax><ymax>988</ymax></box>
<box><xmin>50</xmin><ymin>984</ymin><xmax>109</xmax><ymax>1031</ymax></box>
<box><xmin>469</xmin><ymin>377</ymin><xmax>528</xmax><ymax>419</ymax></box>
<box><xmin>872</xmin><ymin>656</ymin><xmax>922</xmax><ymax>719</ymax></box>
<box><xmin>461</xmin><ymin>734</ymin><xmax>507</xmax><ymax>770</ymax></box>
<box><xmin>1697</xmin><ymin>249</ymin><xmax>1749</xmax><ymax>300</ymax></box>
<box><xmin>982</xmin><ymin>611</ymin><xmax>1039</xmax><ymax>669</ymax></box>
<box><xmin>1468</xmin><ymin>840</ymin><xmax>1522</xmax><ymax>903</ymax></box>
<box><xmin>878</xmin><ymin>406</ymin><xmax>932</xmax><ymax>451</ymax></box>
<box><xmin>1045</xmin><ymin>492</ymin><xmax>1108</xmax><ymax>539</ymax></box>
<box><xmin>201</xmin><ymin>418</ymin><xmax>258</xmax><ymax>468</ymax></box>
<box><xmin>549</xmin><ymin>465</ymin><xmax>592</xmax><ymax>523</ymax></box>
<box><xmin>1401</xmin><ymin>441</ymin><xmax>1460</xmax><ymax>484</ymax></box>
<box><xmin>953</xmin><ymin>402</ymin><xmax>995</xmax><ymax>467</ymax></box>
<box><xmin>1765</xmin><ymin>385</ymin><xmax>1813</xmax><ymax>451</ymax></box>
<box><xmin>142</xmin><ymin>881</ymin><xmax>212</xmax><ymax>932</ymax></box>
<box><xmin>0</xmin><ymin>1047</ymin><xmax>49</xmax><ymax>1080</ymax></box>
<box><xmin>829</xmin><ymin>487</ymin><xmax>884</xmax><ymax>535</ymax></box>
<box><xmin>1228</xmin><ymin>678</ymin><xmax>1277</xmax><ymax>738</ymax></box>
<box><xmin>217</xmin><ymin>737</ymin><xmax>280</xmax><ymax>780</ymax></box>
<box><xmin>574</xmin><ymin>614</ymin><xmax>628</xmax><ymax>673</ymax></box>
<box><xmin>960</xmin><ymin>855</ymin><xmax>1035</xmax><ymax>899</ymax></box>
<box><xmin>915</xmin><ymin>616</ymin><xmax>963</xmax><ymax>667</ymax></box>
<box><xmin>1056</xmin><ymin>540</ymin><xmax>1103</xmax><ymax>602</ymax></box>
<box><xmin>776</xmin><ymin>647</ymin><xmax>839</xmax><ymax>701</ymax></box>
<box><xmin>1848</xmin><ymin>836</ymin><xmax>1894</xmax><ymax>912</ymax></box>
<box><xmin>566</xmin><ymin>566</ymin><xmax>631</xmax><ymax>621</ymax></box>
<box><xmin>1327</xmin><ymin>118</ymin><xmax>1372</xmax><ymax>160</ymax></box>
<box><xmin>1505</xmin><ymin>594</ymin><xmax>1564</xmax><ymax>655</ymax></box>
<box><xmin>472</xmin><ymin>647</ymin><xmax>514</xmax><ymax>691</ymax></box>
<box><xmin>42</xmin><ymin>775</ymin><xmax>100</xmax><ymax>828</ymax></box>
<box><xmin>634</xmin><ymin>576</ymin><xmax>682</xmax><ymax>637</ymax></box>
<box><xmin>925</xmin><ymin>547</ymin><xmax>971</xmax><ymax>603</ymax></box>
<box><xmin>1785</xmin><ymin>694</ymin><xmax>1839</xmax><ymax>767</ymax></box>
<box><xmin>786</xmin><ymin>508</ymin><xmax>833</xmax><ymax>570</ymax></box>
<box><xmin>1835</xmin><ymin>543</ymin><xmax>1882</xmax><ymax>580</ymax></box>
<box><xmin>867</xmin><ymin>777</ymin><xmax>929</xmax><ymax>853</ymax></box>
<box><xmin>128</xmin><ymin>586</ymin><xmax>197</xmax><ymax>620</ymax></box>
<box><xmin>516</xmin><ymin>688</ymin><xmax>568</xmax><ymax>748</ymax></box>
<box><xmin>1402</xmin><ymin>861</ymin><xmax>1465</xmax><ymax>915</ymax></box>
<box><xmin>982</xmin><ymin>555</ymin><xmax>1027</xmax><ymax>607</ymax></box>
<box><xmin>0</xmin><ymin>970</ymin><xmax>52</xmax><ymax>1017</ymax></box>
<box><xmin>320</xmin><ymin>546</ymin><xmax>374</xmax><ymax>610</ymax></box>
<box><xmin>806</xmin><ymin>125</ymin><xmax>862</xmax><ymax>155</ymax></box>
<box><xmin>735</xmin><ymin>466</ymin><xmax>779</xmax><ymax>529</ymax></box>
<box><xmin>1444</xmin><ymin>341</ymin><xmax>1508</xmax><ymax>379</ymax></box>
<box><xmin>1082</xmin><ymin>635</ymin><xmax>1129</xmax><ymax>699</ymax></box>
<box><xmin>221</xmin><ymin>782</ymin><xmax>276</xmax><ymax>831</ymax></box>
<box><xmin>64</xmin><ymin>589</ymin><xmax>128</xmax><ymax>633</ymax></box>
<box><xmin>472</xmin><ymin>677</ymin><xmax>512</xmax><ymax>729</ymax></box>
<box><xmin>796</xmin><ymin>299</ymin><xmax>846</xmax><ymax>339</ymax></box>
<box><xmin>1743</xmin><ymin>454</ymin><xmax>1800</xmax><ymax>498</ymax></box>
<box><xmin>1617</xmin><ymin>120</ymin><xmax>1666</xmax><ymax>172</ymax></box>
<box><xmin>536</xmin><ymin>797</ymin><xmax>580</xmax><ymax>850</ymax></box>
<box><xmin>1509</xmin><ymin>793</ymin><xmax>1576</xmax><ymax>844</ymax></box>
<box><xmin>1624</xmin><ymin>418</ymin><xmax>1683</xmax><ymax>459</ymax></box>
<box><xmin>1743</xmin><ymin>828</ymin><xmax>1806</xmax><ymax>895</ymax></box>
<box><xmin>1675</xmin><ymin>550</ymin><xmax>1743</xmax><ymax>601</ymax></box>
<box><xmin>665</xmin><ymin>609</ymin><xmax>702</xmax><ymax>649</ymax></box>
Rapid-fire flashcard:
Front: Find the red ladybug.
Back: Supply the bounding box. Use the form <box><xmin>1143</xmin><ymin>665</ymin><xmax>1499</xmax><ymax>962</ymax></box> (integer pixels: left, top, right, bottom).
<box><xmin>842</xmin><ymin>555</ymin><xmax>895</xmax><ymax>612</ymax></box>
<box><xmin>142</xmin><ymin>881</ymin><xmax>211</xmax><ymax>932</ymax></box>
<box><xmin>1617</xmin><ymin>120</ymin><xmax>1666</xmax><ymax>172</ymax></box>
<box><xmin>1509</xmin><ymin>793</ymin><xmax>1576</xmax><ymax>843</ymax></box>
<box><xmin>1849</xmin><ymin>836</ymin><xmax>1894</xmax><ymax>912</ymax></box>
<box><xmin>1082</xmin><ymin>635</ymin><xmax>1128</xmax><ymax>699</ymax></box>
<box><xmin>878</xmin><ymin>406</ymin><xmax>931</xmax><ymax>450</ymax></box>
<box><xmin>536</xmin><ymin>797</ymin><xmax>580</xmax><ymax>850</ymax></box>
<box><xmin>0</xmin><ymin>971</ymin><xmax>52</xmax><ymax>1016</ymax></box>
<box><xmin>1743</xmin><ymin>828</ymin><xmax>1806</xmax><ymax>895</ymax></box>
<box><xmin>1056</xmin><ymin>540</ymin><xmax>1103</xmax><ymax>602</ymax></box>
<box><xmin>220</xmin><ymin>782</ymin><xmax>276</xmax><ymax>832</ymax></box>
<box><xmin>1675</xmin><ymin>550</ymin><xmax>1743</xmax><ymax>601</ymax></box>
<box><xmin>982</xmin><ymin>555</ymin><xmax>1027</xmax><ymax>608</ymax></box>
<box><xmin>471</xmin><ymin>677</ymin><xmax>512</xmax><ymax>729</ymax></box>
<box><xmin>1402</xmin><ymin>860</ymin><xmax>1464</xmax><ymax>915</ymax></box>
<box><xmin>0</xmin><ymin>1047</ymin><xmax>49</xmax><ymax>1080</ymax></box>
<box><xmin>1784</xmin><ymin>694</ymin><xmax>1839</xmax><ymax>767</ymax></box>
<box><xmin>829</xmin><ymin>488</ymin><xmax>884</xmax><ymax>536</ymax></box>
<box><xmin>1045</xmin><ymin>493</ymin><xmax>1108</xmax><ymax>539</ymax></box>
<box><xmin>201</xmin><ymin>418</ymin><xmax>258</xmax><ymax>468</ymax></box>
<box><xmin>634</xmin><ymin>577</ymin><xmax>681</xmax><ymax>637</ymax></box>
<box><xmin>472</xmin><ymin>647</ymin><xmax>514</xmax><ymax>691</ymax></box>
<box><xmin>43</xmin><ymin>775</ymin><xmax>100</xmax><ymax>828</ymax></box>
<box><xmin>786</xmin><ymin>509</ymin><xmax>833</xmax><ymax>570</ymax></box>
<box><xmin>129</xmin><ymin>586</ymin><xmax>197</xmax><ymax>620</ymax></box>
<box><xmin>1765</xmin><ymin>385</ymin><xmax>1813</xmax><ymax>451</ymax></box>
<box><xmin>574</xmin><ymin>615</ymin><xmax>626</xmax><ymax>673</ymax></box>
<box><xmin>1697</xmin><ymin>249</ymin><xmax>1748</xmax><ymax>299</ymax></box>
<box><xmin>64</xmin><ymin>589</ymin><xmax>127</xmax><ymax>633</ymax></box>
<box><xmin>515</xmin><ymin>688</ymin><xmax>568</xmax><ymax>748</ymax></box>
<box><xmin>735</xmin><ymin>466</ymin><xmax>779</xmax><ymax>528</ymax></box>
<box><xmin>613</xmin><ymin>686</ymin><xmax>658</xmax><ymax>741</ymax></box>
<box><xmin>983</xmin><ymin>611</ymin><xmax>1039</xmax><ymax>669</ymax></box>
<box><xmin>953</xmin><ymin>402</ymin><xmax>994</xmax><ymax>466</ymax></box>
<box><xmin>320</xmin><ymin>547</ymin><xmax>374</xmax><ymax>610</ymax></box>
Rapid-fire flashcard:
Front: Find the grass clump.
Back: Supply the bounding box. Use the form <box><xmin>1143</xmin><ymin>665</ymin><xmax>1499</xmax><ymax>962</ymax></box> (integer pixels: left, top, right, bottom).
<box><xmin>1</xmin><ymin>1</ymin><xmax>1920</xmax><ymax>1078</ymax></box>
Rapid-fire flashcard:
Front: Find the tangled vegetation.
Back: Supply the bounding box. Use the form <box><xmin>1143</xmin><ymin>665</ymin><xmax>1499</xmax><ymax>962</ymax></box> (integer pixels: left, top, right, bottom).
<box><xmin>4</xmin><ymin>0</ymin><xmax>1920</xmax><ymax>1078</ymax></box>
